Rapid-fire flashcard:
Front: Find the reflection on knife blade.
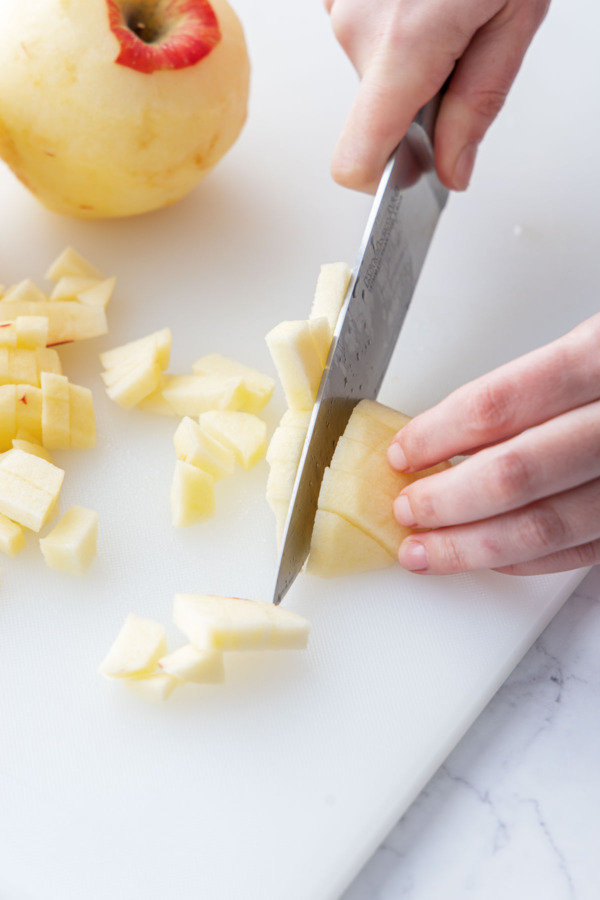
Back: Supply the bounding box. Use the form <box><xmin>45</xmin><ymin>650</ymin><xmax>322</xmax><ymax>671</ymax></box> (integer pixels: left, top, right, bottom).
<box><xmin>272</xmin><ymin>98</ymin><xmax>449</xmax><ymax>605</ymax></box>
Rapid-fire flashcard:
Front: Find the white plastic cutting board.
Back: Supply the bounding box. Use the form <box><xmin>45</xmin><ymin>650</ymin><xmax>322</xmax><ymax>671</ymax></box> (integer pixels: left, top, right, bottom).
<box><xmin>0</xmin><ymin>0</ymin><xmax>597</xmax><ymax>898</ymax></box>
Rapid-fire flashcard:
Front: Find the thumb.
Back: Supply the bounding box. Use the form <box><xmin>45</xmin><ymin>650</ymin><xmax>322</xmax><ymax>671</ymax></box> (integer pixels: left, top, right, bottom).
<box><xmin>331</xmin><ymin>64</ymin><xmax>422</xmax><ymax>194</ymax></box>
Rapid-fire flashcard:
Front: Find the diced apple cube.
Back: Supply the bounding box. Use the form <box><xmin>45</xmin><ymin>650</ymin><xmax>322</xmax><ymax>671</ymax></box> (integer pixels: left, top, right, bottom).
<box><xmin>331</xmin><ymin>434</ymin><xmax>408</xmax><ymax>497</ymax></box>
<box><xmin>279</xmin><ymin>409</ymin><xmax>311</xmax><ymax>429</ymax></box>
<box><xmin>173</xmin><ymin>594</ymin><xmax>310</xmax><ymax>651</ymax></box>
<box><xmin>307</xmin><ymin>509</ymin><xmax>395</xmax><ymax>577</ymax></box>
<box><xmin>16</xmin><ymin>316</ymin><xmax>50</xmax><ymax>349</ymax></box>
<box><xmin>2</xmin><ymin>279</ymin><xmax>49</xmax><ymax>304</ymax></box>
<box><xmin>39</xmin><ymin>505</ymin><xmax>98</xmax><ymax>575</ymax></box>
<box><xmin>8</xmin><ymin>348</ymin><xmax>38</xmax><ymax>385</ymax></box>
<box><xmin>68</xmin><ymin>383</ymin><xmax>96</xmax><ymax>449</ymax></box>
<box><xmin>50</xmin><ymin>276</ymin><xmax>101</xmax><ymax>301</ymax></box>
<box><xmin>266</xmin><ymin>422</ymin><xmax>308</xmax><ymax>465</ymax></box>
<box><xmin>99</xmin><ymin>613</ymin><xmax>167</xmax><ymax>679</ymax></box>
<box><xmin>309</xmin><ymin>316</ymin><xmax>334</xmax><ymax>366</ymax></box>
<box><xmin>76</xmin><ymin>277</ymin><xmax>116</xmax><ymax>309</ymax></box>
<box><xmin>173</xmin><ymin>416</ymin><xmax>234</xmax><ymax>480</ymax></box>
<box><xmin>124</xmin><ymin>672</ymin><xmax>181</xmax><ymax>703</ymax></box>
<box><xmin>199</xmin><ymin>410</ymin><xmax>267</xmax><ymax>470</ymax></box>
<box><xmin>102</xmin><ymin>353</ymin><xmax>162</xmax><ymax>410</ymax></box>
<box><xmin>15</xmin><ymin>385</ymin><xmax>43</xmax><ymax>444</ymax></box>
<box><xmin>265</xmin><ymin>458</ymin><xmax>300</xmax><ymax>503</ymax></box>
<box><xmin>316</xmin><ymin>466</ymin><xmax>406</xmax><ymax>557</ymax></box>
<box><xmin>45</xmin><ymin>246</ymin><xmax>103</xmax><ymax>282</ymax></box>
<box><xmin>0</xmin><ymin>512</ymin><xmax>26</xmax><ymax>557</ymax></box>
<box><xmin>12</xmin><ymin>437</ymin><xmax>53</xmax><ymax>462</ymax></box>
<box><xmin>342</xmin><ymin>406</ymin><xmax>402</xmax><ymax>450</ymax></box>
<box><xmin>266</xmin><ymin>498</ymin><xmax>290</xmax><ymax>548</ymax></box>
<box><xmin>137</xmin><ymin>383</ymin><xmax>178</xmax><ymax>416</ymax></box>
<box><xmin>0</xmin><ymin>384</ymin><xmax>17</xmax><ymax>450</ymax></box>
<box><xmin>162</xmin><ymin>374</ymin><xmax>247</xmax><ymax>417</ymax></box>
<box><xmin>353</xmin><ymin>398</ymin><xmax>412</xmax><ymax>433</ymax></box>
<box><xmin>265</xmin><ymin>318</ymin><xmax>330</xmax><ymax>410</ymax></box>
<box><xmin>1</xmin><ymin>446</ymin><xmax>64</xmax><ymax>495</ymax></box>
<box><xmin>41</xmin><ymin>371</ymin><xmax>70</xmax><ymax>448</ymax></box>
<box><xmin>309</xmin><ymin>261</ymin><xmax>352</xmax><ymax>334</ymax></box>
<box><xmin>0</xmin><ymin>322</ymin><xmax>17</xmax><ymax>347</ymax></box>
<box><xmin>99</xmin><ymin>328</ymin><xmax>172</xmax><ymax>372</ymax></box>
<box><xmin>158</xmin><ymin>644</ymin><xmax>225</xmax><ymax>684</ymax></box>
<box><xmin>0</xmin><ymin>448</ymin><xmax>64</xmax><ymax>531</ymax></box>
<box><xmin>170</xmin><ymin>459</ymin><xmax>215</xmax><ymax>527</ymax></box>
<box><xmin>191</xmin><ymin>353</ymin><xmax>275</xmax><ymax>414</ymax></box>
<box><xmin>35</xmin><ymin>347</ymin><xmax>62</xmax><ymax>376</ymax></box>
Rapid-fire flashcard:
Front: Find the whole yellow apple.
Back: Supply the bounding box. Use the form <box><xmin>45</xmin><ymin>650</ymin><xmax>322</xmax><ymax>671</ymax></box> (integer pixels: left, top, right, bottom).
<box><xmin>0</xmin><ymin>0</ymin><xmax>250</xmax><ymax>218</ymax></box>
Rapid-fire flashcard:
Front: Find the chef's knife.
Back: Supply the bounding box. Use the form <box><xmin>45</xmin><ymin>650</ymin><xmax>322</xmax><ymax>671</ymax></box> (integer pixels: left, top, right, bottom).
<box><xmin>272</xmin><ymin>96</ymin><xmax>449</xmax><ymax>605</ymax></box>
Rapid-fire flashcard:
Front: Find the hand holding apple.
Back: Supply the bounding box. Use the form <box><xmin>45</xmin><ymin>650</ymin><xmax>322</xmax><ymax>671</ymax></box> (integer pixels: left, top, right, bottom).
<box><xmin>0</xmin><ymin>0</ymin><xmax>250</xmax><ymax>218</ymax></box>
<box><xmin>389</xmin><ymin>312</ymin><xmax>600</xmax><ymax>575</ymax></box>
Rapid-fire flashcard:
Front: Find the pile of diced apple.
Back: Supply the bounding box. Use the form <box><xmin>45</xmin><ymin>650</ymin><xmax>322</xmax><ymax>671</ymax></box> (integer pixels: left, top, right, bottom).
<box><xmin>0</xmin><ymin>246</ymin><xmax>112</xmax><ymax>573</ymax></box>
<box><xmin>264</xmin><ymin>262</ymin><xmax>452</xmax><ymax>577</ymax></box>
<box><xmin>100</xmin><ymin>330</ymin><xmax>274</xmax><ymax>526</ymax></box>
<box><xmin>99</xmin><ymin>593</ymin><xmax>310</xmax><ymax>702</ymax></box>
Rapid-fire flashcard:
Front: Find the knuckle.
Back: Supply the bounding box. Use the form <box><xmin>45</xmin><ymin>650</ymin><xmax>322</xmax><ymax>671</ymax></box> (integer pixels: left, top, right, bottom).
<box><xmin>409</xmin><ymin>483</ymin><xmax>438</xmax><ymax>524</ymax></box>
<box><xmin>438</xmin><ymin>532</ymin><xmax>469</xmax><ymax>573</ymax></box>
<box><xmin>518</xmin><ymin>502</ymin><xmax>568</xmax><ymax>554</ymax></box>
<box><xmin>400</xmin><ymin>421</ymin><xmax>430</xmax><ymax>469</ymax></box>
<box><xmin>571</xmin><ymin>540</ymin><xmax>600</xmax><ymax>568</ymax></box>
<box><xmin>466</xmin><ymin>377</ymin><xmax>515</xmax><ymax>438</ymax></box>
<box><xmin>468</xmin><ymin>86</ymin><xmax>509</xmax><ymax>123</ymax></box>
<box><xmin>490</xmin><ymin>449</ymin><xmax>532</xmax><ymax>506</ymax></box>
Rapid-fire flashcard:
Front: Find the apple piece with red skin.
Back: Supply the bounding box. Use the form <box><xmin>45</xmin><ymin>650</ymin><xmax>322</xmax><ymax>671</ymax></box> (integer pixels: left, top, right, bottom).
<box><xmin>0</xmin><ymin>0</ymin><xmax>249</xmax><ymax>218</ymax></box>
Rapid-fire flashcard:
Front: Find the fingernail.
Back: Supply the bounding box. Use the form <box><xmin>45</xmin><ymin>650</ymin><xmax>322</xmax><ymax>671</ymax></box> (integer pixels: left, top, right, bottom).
<box><xmin>393</xmin><ymin>493</ymin><xmax>416</xmax><ymax>527</ymax></box>
<box><xmin>453</xmin><ymin>141</ymin><xmax>478</xmax><ymax>190</ymax></box>
<box><xmin>399</xmin><ymin>540</ymin><xmax>428</xmax><ymax>572</ymax></box>
<box><xmin>387</xmin><ymin>441</ymin><xmax>407</xmax><ymax>471</ymax></box>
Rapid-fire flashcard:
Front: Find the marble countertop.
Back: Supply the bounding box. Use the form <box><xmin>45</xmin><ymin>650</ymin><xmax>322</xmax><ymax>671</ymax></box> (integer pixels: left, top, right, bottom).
<box><xmin>342</xmin><ymin>566</ymin><xmax>600</xmax><ymax>900</ymax></box>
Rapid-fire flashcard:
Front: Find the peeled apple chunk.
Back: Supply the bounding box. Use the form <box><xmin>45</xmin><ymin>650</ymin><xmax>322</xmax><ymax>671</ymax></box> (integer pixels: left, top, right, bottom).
<box><xmin>0</xmin><ymin>448</ymin><xmax>64</xmax><ymax>531</ymax></box>
<box><xmin>198</xmin><ymin>410</ymin><xmax>267</xmax><ymax>470</ymax></box>
<box><xmin>309</xmin><ymin>261</ymin><xmax>352</xmax><ymax>336</ymax></box>
<box><xmin>39</xmin><ymin>505</ymin><xmax>98</xmax><ymax>575</ymax></box>
<box><xmin>99</xmin><ymin>328</ymin><xmax>172</xmax><ymax>372</ymax></box>
<box><xmin>173</xmin><ymin>593</ymin><xmax>311</xmax><ymax>651</ymax></box>
<box><xmin>173</xmin><ymin>416</ymin><xmax>235</xmax><ymax>480</ymax></box>
<box><xmin>307</xmin><ymin>400</ymin><xmax>450</xmax><ymax>575</ymax></box>
<box><xmin>265</xmin><ymin>318</ymin><xmax>331</xmax><ymax>410</ymax></box>
<box><xmin>161</xmin><ymin>373</ymin><xmax>247</xmax><ymax>416</ymax></box>
<box><xmin>192</xmin><ymin>354</ymin><xmax>274</xmax><ymax>414</ymax></box>
<box><xmin>124</xmin><ymin>672</ymin><xmax>181</xmax><ymax>703</ymax></box>
<box><xmin>307</xmin><ymin>509</ymin><xmax>395</xmax><ymax>577</ymax></box>
<box><xmin>170</xmin><ymin>459</ymin><xmax>216</xmax><ymax>526</ymax></box>
<box><xmin>265</xmin><ymin>413</ymin><xmax>309</xmax><ymax>545</ymax></box>
<box><xmin>158</xmin><ymin>644</ymin><xmax>225</xmax><ymax>684</ymax></box>
<box><xmin>99</xmin><ymin>613</ymin><xmax>168</xmax><ymax>679</ymax></box>
<box><xmin>0</xmin><ymin>512</ymin><xmax>26</xmax><ymax>558</ymax></box>
<box><xmin>45</xmin><ymin>247</ymin><xmax>103</xmax><ymax>282</ymax></box>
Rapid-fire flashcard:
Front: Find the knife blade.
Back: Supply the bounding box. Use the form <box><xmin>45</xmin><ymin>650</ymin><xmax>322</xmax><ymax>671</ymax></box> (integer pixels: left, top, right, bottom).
<box><xmin>272</xmin><ymin>96</ymin><xmax>449</xmax><ymax>605</ymax></box>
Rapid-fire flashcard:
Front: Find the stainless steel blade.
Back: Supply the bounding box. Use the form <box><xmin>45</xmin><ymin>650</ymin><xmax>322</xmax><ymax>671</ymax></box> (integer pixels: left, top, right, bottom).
<box><xmin>272</xmin><ymin>101</ymin><xmax>449</xmax><ymax>605</ymax></box>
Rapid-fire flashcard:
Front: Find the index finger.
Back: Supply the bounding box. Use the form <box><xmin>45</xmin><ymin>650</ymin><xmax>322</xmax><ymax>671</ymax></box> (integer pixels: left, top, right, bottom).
<box><xmin>389</xmin><ymin>313</ymin><xmax>600</xmax><ymax>472</ymax></box>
